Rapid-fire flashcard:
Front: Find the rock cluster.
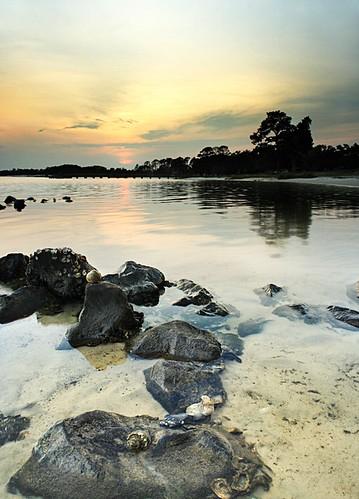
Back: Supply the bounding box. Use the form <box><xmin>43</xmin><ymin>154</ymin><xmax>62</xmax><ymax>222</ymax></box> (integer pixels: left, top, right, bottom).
<box><xmin>0</xmin><ymin>413</ymin><xmax>30</xmax><ymax>447</ymax></box>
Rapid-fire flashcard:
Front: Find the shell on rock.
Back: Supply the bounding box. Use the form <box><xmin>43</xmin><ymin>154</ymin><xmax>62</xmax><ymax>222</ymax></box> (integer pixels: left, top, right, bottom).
<box><xmin>126</xmin><ymin>430</ymin><xmax>151</xmax><ymax>451</ymax></box>
<box><xmin>211</xmin><ymin>478</ymin><xmax>232</xmax><ymax>499</ymax></box>
<box><xmin>185</xmin><ymin>395</ymin><xmax>215</xmax><ymax>420</ymax></box>
<box><xmin>86</xmin><ymin>270</ymin><xmax>102</xmax><ymax>284</ymax></box>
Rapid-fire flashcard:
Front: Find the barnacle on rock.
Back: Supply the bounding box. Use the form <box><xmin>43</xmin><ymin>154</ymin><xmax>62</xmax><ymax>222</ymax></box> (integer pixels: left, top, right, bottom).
<box><xmin>231</xmin><ymin>470</ymin><xmax>251</xmax><ymax>494</ymax></box>
<box><xmin>126</xmin><ymin>430</ymin><xmax>151</xmax><ymax>451</ymax></box>
<box><xmin>211</xmin><ymin>477</ymin><xmax>232</xmax><ymax>499</ymax></box>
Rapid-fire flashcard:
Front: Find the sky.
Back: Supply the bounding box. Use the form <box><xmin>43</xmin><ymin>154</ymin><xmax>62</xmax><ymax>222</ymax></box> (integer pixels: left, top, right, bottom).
<box><xmin>0</xmin><ymin>0</ymin><xmax>358</xmax><ymax>169</ymax></box>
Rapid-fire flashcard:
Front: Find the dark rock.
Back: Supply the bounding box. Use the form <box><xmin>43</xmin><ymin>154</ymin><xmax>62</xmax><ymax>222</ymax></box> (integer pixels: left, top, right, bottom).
<box><xmin>13</xmin><ymin>199</ymin><xmax>26</xmax><ymax>211</ymax></box>
<box><xmin>26</xmin><ymin>197</ymin><xmax>36</xmax><ymax>202</ymax></box>
<box><xmin>0</xmin><ymin>286</ymin><xmax>61</xmax><ymax>324</ymax></box>
<box><xmin>65</xmin><ymin>198</ymin><xmax>73</xmax><ymax>203</ymax></box>
<box><xmin>131</xmin><ymin>320</ymin><xmax>222</xmax><ymax>362</ymax></box>
<box><xmin>328</xmin><ymin>305</ymin><xmax>359</xmax><ymax>328</ymax></box>
<box><xmin>66</xmin><ymin>281</ymin><xmax>143</xmax><ymax>347</ymax></box>
<box><xmin>103</xmin><ymin>261</ymin><xmax>165</xmax><ymax>306</ymax></box>
<box><xmin>53</xmin><ymin>198</ymin><xmax>56</xmax><ymax>202</ymax></box>
<box><xmin>26</xmin><ymin>248</ymin><xmax>95</xmax><ymax>300</ymax></box>
<box><xmin>62</xmin><ymin>196</ymin><xmax>71</xmax><ymax>201</ymax></box>
<box><xmin>4</xmin><ymin>195</ymin><xmax>16</xmax><ymax>204</ymax></box>
<box><xmin>174</xmin><ymin>278</ymin><xmax>213</xmax><ymax>306</ymax></box>
<box><xmin>145</xmin><ymin>359</ymin><xmax>226</xmax><ymax>413</ymax></box>
<box><xmin>8</xmin><ymin>410</ymin><xmax>271</xmax><ymax>499</ymax></box>
<box><xmin>172</xmin><ymin>296</ymin><xmax>193</xmax><ymax>307</ymax></box>
<box><xmin>262</xmin><ymin>283</ymin><xmax>283</xmax><ymax>297</ymax></box>
<box><xmin>0</xmin><ymin>413</ymin><xmax>30</xmax><ymax>447</ymax></box>
<box><xmin>197</xmin><ymin>301</ymin><xmax>229</xmax><ymax>317</ymax></box>
<box><xmin>40</xmin><ymin>199</ymin><xmax>48</xmax><ymax>203</ymax></box>
<box><xmin>273</xmin><ymin>304</ymin><xmax>321</xmax><ymax>324</ymax></box>
<box><xmin>0</xmin><ymin>253</ymin><xmax>29</xmax><ymax>283</ymax></box>
<box><xmin>0</xmin><ymin>204</ymin><xmax>6</xmax><ymax>211</ymax></box>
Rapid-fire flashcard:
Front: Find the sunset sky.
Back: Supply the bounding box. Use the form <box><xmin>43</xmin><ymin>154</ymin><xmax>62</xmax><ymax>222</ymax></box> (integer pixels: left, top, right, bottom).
<box><xmin>1</xmin><ymin>0</ymin><xmax>358</xmax><ymax>169</ymax></box>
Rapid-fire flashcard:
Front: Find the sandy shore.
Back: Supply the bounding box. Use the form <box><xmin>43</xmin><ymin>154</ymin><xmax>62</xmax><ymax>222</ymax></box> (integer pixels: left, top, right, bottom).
<box><xmin>221</xmin><ymin>321</ymin><xmax>359</xmax><ymax>499</ymax></box>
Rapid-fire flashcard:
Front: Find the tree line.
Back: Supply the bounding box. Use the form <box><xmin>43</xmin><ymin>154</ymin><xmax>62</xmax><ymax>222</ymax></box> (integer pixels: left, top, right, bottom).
<box><xmin>1</xmin><ymin>111</ymin><xmax>358</xmax><ymax>178</ymax></box>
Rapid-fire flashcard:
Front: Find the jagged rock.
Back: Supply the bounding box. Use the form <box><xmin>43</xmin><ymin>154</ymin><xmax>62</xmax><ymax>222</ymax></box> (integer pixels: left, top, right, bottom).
<box><xmin>26</xmin><ymin>248</ymin><xmax>95</xmax><ymax>300</ymax></box>
<box><xmin>13</xmin><ymin>199</ymin><xmax>26</xmax><ymax>211</ymax></box>
<box><xmin>131</xmin><ymin>320</ymin><xmax>222</xmax><ymax>362</ymax></box>
<box><xmin>8</xmin><ymin>410</ymin><xmax>271</xmax><ymax>499</ymax></box>
<box><xmin>173</xmin><ymin>279</ymin><xmax>213</xmax><ymax>306</ymax></box>
<box><xmin>273</xmin><ymin>304</ymin><xmax>320</xmax><ymax>324</ymax></box>
<box><xmin>328</xmin><ymin>305</ymin><xmax>359</xmax><ymax>328</ymax></box>
<box><xmin>0</xmin><ymin>286</ymin><xmax>61</xmax><ymax>324</ymax></box>
<box><xmin>197</xmin><ymin>301</ymin><xmax>229</xmax><ymax>317</ymax></box>
<box><xmin>0</xmin><ymin>204</ymin><xmax>5</xmax><ymax>211</ymax></box>
<box><xmin>4</xmin><ymin>195</ymin><xmax>16</xmax><ymax>204</ymax></box>
<box><xmin>66</xmin><ymin>281</ymin><xmax>143</xmax><ymax>347</ymax></box>
<box><xmin>26</xmin><ymin>197</ymin><xmax>36</xmax><ymax>202</ymax></box>
<box><xmin>0</xmin><ymin>413</ymin><xmax>30</xmax><ymax>447</ymax></box>
<box><xmin>103</xmin><ymin>261</ymin><xmax>165</xmax><ymax>306</ymax></box>
<box><xmin>0</xmin><ymin>253</ymin><xmax>29</xmax><ymax>283</ymax></box>
<box><xmin>261</xmin><ymin>283</ymin><xmax>283</xmax><ymax>297</ymax></box>
<box><xmin>144</xmin><ymin>359</ymin><xmax>226</xmax><ymax>413</ymax></box>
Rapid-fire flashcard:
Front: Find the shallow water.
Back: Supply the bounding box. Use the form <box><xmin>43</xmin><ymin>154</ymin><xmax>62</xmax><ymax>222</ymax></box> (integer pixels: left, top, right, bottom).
<box><xmin>1</xmin><ymin>176</ymin><xmax>359</xmax><ymax>498</ymax></box>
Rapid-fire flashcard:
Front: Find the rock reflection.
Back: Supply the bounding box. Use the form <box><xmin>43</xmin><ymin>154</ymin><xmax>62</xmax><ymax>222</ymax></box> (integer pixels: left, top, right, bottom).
<box><xmin>78</xmin><ymin>343</ymin><xmax>127</xmax><ymax>371</ymax></box>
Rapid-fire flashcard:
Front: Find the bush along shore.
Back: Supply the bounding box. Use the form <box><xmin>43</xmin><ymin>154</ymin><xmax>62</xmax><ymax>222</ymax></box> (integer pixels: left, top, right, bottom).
<box><xmin>1</xmin><ymin>248</ymin><xmax>359</xmax><ymax>497</ymax></box>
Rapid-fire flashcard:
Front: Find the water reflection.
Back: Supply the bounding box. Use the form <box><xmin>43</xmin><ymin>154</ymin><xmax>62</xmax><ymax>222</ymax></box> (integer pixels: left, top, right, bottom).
<box><xmin>2</xmin><ymin>177</ymin><xmax>359</xmax><ymax>248</ymax></box>
<box><xmin>135</xmin><ymin>180</ymin><xmax>359</xmax><ymax>244</ymax></box>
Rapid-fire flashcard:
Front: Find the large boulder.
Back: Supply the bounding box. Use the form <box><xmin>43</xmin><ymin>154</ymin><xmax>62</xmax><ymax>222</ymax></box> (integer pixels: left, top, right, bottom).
<box><xmin>0</xmin><ymin>413</ymin><xmax>30</xmax><ymax>447</ymax></box>
<box><xmin>8</xmin><ymin>410</ymin><xmax>271</xmax><ymax>499</ymax></box>
<box><xmin>0</xmin><ymin>286</ymin><xmax>60</xmax><ymax>324</ymax></box>
<box><xmin>26</xmin><ymin>248</ymin><xmax>95</xmax><ymax>300</ymax></box>
<box><xmin>103</xmin><ymin>261</ymin><xmax>165</xmax><ymax>306</ymax></box>
<box><xmin>0</xmin><ymin>253</ymin><xmax>29</xmax><ymax>283</ymax></box>
<box><xmin>328</xmin><ymin>305</ymin><xmax>359</xmax><ymax>328</ymax></box>
<box><xmin>66</xmin><ymin>281</ymin><xmax>143</xmax><ymax>347</ymax></box>
<box><xmin>144</xmin><ymin>359</ymin><xmax>226</xmax><ymax>413</ymax></box>
<box><xmin>131</xmin><ymin>320</ymin><xmax>222</xmax><ymax>362</ymax></box>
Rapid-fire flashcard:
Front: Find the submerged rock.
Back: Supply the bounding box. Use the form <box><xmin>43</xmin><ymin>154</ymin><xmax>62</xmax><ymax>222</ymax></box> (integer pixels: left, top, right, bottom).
<box><xmin>328</xmin><ymin>305</ymin><xmax>359</xmax><ymax>328</ymax></box>
<box><xmin>131</xmin><ymin>320</ymin><xmax>222</xmax><ymax>362</ymax></box>
<box><xmin>174</xmin><ymin>278</ymin><xmax>213</xmax><ymax>306</ymax></box>
<box><xmin>0</xmin><ymin>413</ymin><xmax>30</xmax><ymax>447</ymax></box>
<box><xmin>0</xmin><ymin>204</ymin><xmax>6</xmax><ymax>211</ymax></box>
<box><xmin>273</xmin><ymin>304</ymin><xmax>321</xmax><ymax>324</ymax></box>
<box><xmin>144</xmin><ymin>359</ymin><xmax>226</xmax><ymax>413</ymax></box>
<box><xmin>0</xmin><ymin>286</ymin><xmax>61</xmax><ymax>324</ymax></box>
<box><xmin>26</xmin><ymin>248</ymin><xmax>95</xmax><ymax>300</ymax></box>
<box><xmin>66</xmin><ymin>281</ymin><xmax>143</xmax><ymax>347</ymax></box>
<box><xmin>238</xmin><ymin>318</ymin><xmax>270</xmax><ymax>338</ymax></box>
<box><xmin>0</xmin><ymin>253</ymin><xmax>29</xmax><ymax>283</ymax></box>
<box><xmin>8</xmin><ymin>410</ymin><xmax>271</xmax><ymax>499</ymax></box>
<box><xmin>103</xmin><ymin>260</ymin><xmax>165</xmax><ymax>306</ymax></box>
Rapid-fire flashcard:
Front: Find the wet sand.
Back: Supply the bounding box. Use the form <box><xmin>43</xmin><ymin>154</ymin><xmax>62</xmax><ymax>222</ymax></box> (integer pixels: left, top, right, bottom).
<box><xmin>221</xmin><ymin>321</ymin><xmax>359</xmax><ymax>499</ymax></box>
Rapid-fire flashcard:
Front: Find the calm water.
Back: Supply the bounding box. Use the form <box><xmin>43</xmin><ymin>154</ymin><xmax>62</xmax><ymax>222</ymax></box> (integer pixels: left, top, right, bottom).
<box><xmin>1</xmin><ymin>176</ymin><xmax>359</xmax><ymax>498</ymax></box>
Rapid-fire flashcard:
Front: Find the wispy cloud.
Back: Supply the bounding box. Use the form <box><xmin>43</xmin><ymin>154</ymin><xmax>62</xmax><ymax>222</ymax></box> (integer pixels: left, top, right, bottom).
<box><xmin>140</xmin><ymin>129</ymin><xmax>173</xmax><ymax>140</ymax></box>
<box><xmin>140</xmin><ymin>110</ymin><xmax>263</xmax><ymax>142</ymax></box>
<box><xmin>38</xmin><ymin>118</ymin><xmax>104</xmax><ymax>133</ymax></box>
